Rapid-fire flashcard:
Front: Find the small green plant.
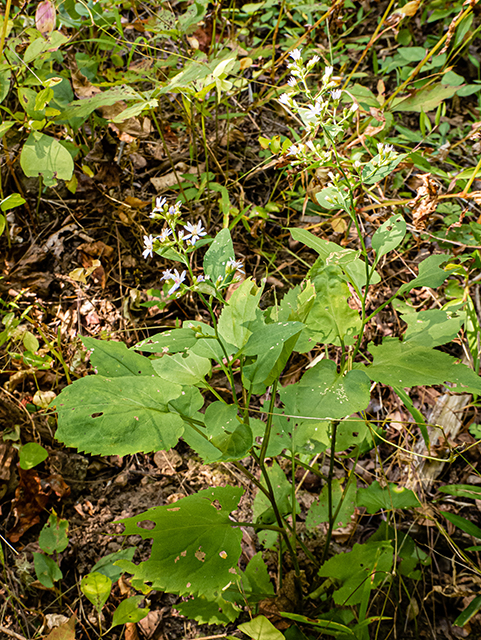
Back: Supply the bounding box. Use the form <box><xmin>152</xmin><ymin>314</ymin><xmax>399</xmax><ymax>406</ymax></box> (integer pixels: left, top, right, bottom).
<box><xmin>51</xmin><ymin>50</ymin><xmax>481</xmax><ymax>631</ymax></box>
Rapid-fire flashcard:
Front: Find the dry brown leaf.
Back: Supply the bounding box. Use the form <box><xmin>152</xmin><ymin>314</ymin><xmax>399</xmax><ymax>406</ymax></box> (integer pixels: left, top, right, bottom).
<box><xmin>45</xmin><ymin>615</ymin><xmax>76</xmax><ymax>640</ymax></box>
<box><xmin>153</xmin><ymin>449</ymin><xmax>182</xmax><ymax>475</ymax></box>
<box><xmin>409</xmin><ymin>173</ymin><xmax>438</xmax><ymax>229</ymax></box>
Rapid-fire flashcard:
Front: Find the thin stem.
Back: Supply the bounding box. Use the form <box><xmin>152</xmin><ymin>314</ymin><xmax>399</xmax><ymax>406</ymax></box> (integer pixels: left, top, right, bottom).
<box><xmin>321</xmin><ymin>420</ymin><xmax>339</xmax><ymax>565</ymax></box>
<box><xmin>259</xmin><ymin>380</ymin><xmax>278</xmax><ymax>463</ymax></box>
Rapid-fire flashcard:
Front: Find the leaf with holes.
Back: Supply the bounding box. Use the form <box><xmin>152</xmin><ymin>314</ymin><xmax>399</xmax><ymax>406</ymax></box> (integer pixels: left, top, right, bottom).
<box><xmin>372</xmin><ymin>214</ymin><xmax>406</xmax><ymax>262</ymax></box>
<box><xmin>54</xmin><ymin>375</ymin><xmax>184</xmax><ymax>455</ymax></box>
<box><xmin>116</xmin><ymin>486</ymin><xmax>244</xmax><ymax>598</ymax></box>
<box><xmin>133</xmin><ymin>328</ymin><xmax>197</xmax><ymax>354</ymax></box>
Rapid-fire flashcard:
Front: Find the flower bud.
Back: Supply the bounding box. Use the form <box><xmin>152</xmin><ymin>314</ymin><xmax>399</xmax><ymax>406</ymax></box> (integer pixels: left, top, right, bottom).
<box><xmin>36</xmin><ymin>0</ymin><xmax>56</xmax><ymax>35</ymax></box>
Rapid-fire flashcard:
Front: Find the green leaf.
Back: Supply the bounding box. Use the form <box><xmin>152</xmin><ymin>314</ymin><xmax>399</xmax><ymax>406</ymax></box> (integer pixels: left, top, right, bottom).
<box><xmin>357</xmin><ymin>481</ymin><xmax>420</xmax><ymax>513</ymax></box>
<box><xmin>238</xmin><ymin>615</ymin><xmax>285</xmax><ymax>640</ymax></box>
<box><xmin>289</xmin><ymin>228</ymin><xmax>379</xmax><ymax>289</ymax></box>
<box><xmin>363</xmin><ymin>337</ymin><xmax>481</xmax><ymax>392</ymax></box>
<box><xmin>454</xmin><ymin>595</ymin><xmax>481</xmax><ymax>627</ymax></box>
<box><xmin>217</xmin><ymin>279</ymin><xmax>263</xmax><ymax>349</ymax></box>
<box><xmin>83</xmin><ymin>337</ymin><xmax>155</xmax><ymax>376</ymax></box>
<box><xmin>33</xmin><ymin>552</ymin><xmax>63</xmax><ymax>588</ymax></box>
<box><xmin>59</xmin><ymin>86</ymin><xmax>139</xmax><ymax>120</ymax></box>
<box><xmin>306</xmin><ymin>479</ymin><xmax>356</xmax><ymax>530</ymax></box>
<box><xmin>402</xmin><ymin>309</ymin><xmax>463</xmax><ymax>348</ymax></box>
<box><xmin>39</xmin><ymin>511</ymin><xmax>69</xmax><ymax>554</ymax></box>
<box><xmin>240</xmin><ymin>552</ymin><xmax>275</xmax><ymax>603</ymax></box>
<box><xmin>372</xmin><ymin>214</ymin><xmax>406</xmax><ymax>261</ymax></box>
<box><xmin>439</xmin><ymin>484</ymin><xmax>481</xmax><ymax>500</ymax></box>
<box><xmin>203</xmin><ymin>402</ymin><xmax>252</xmax><ymax>461</ymax></box>
<box><xmin>176</xmin><ymin>594</ymin><xmax>241</xmax><ymax>625</ymax></box>
<box><xmin>318</xmin><ymin>541</ymin><xmax>394</xmax><ymax>605</ymax></box>
<box><xmin>295</xmin><ymin>266</ymin><xmax>361</xmax><ymax>350</ymax></box>
<box><xmin>91</xmin><ymin>547</ymin><xmax>136</xmax><ymax>582</ymax></box>
<box><xmin>441</xmin><ymin>511</ymin><xmax>481</xmax><ymax>539</ymax></box>
<box><xmin>361</xmin><ymin>154</ymin><xmax>406</xmax><ymax>185</ymax></box>
<box><xmin>398</xmin><ymin>254</ymin><xmax>455</xmax><ymax>294</ymax></box>
<box><xmin>81</xmin><ymin>572</ymin><xmax>112</xmax><ymax>614</ymax></box>
<box><xmin>0</xmin><ymin>193</ymin><xmax>26</xmax><ymax>212</ymax></box>
<box><xmin>54</xmin><ymin>375</ymin><xmax>185</xmax><ymax>455</ymax></box>
<box><xmin>188</xmin><ymin>321</ymin><xmax>237</xmax><ymax>362</ymax></box>
<box><xmin>203</xmin><ymin>228</ymin><xmax>234</xmax><ymax>283</ymax></box>
<box><xmin>133</xmin><ymin>328</ymin><xmax>197</xmax><ymax>354</ymax></box>
<box><xmin>111</xmin><ymin>597</ymin><xmax>149</xmax><ymax>627</ymax></box>
<box><xmin>152</xmin><ymin>351</ymin><xmax>211</xmax><ymax>385</ymax></box>
<box><xmin>117</xmin><ymin>486</ymin><xmax>244</xmax><ymax>598</ymax></box>
<box><xmin>391</xmin><ymin>83</ymin><xmax>459</xmax><ymax>113</ymax></box>
<box><xmin>20</xmin><ymin>132</ymin><xmax>74</xmax><ymax>187</ymax></box>
<box><xmin>280</xmin><ymin>613</ymin><xmax>357</xmax><ymax>638</ymax></box>
<box><xmin>369</xmin><ymin>521</ymin><xmax>430</xmax><ymax>580</ymax></box>
<box><xmin>19</xmin><ymin>442</ymin><xmax>48</xmax><ymax>469</ymax></box>
<box><xmin>243</xmin><ymin>321</ymin><xmax>304</xmax><ymax>356</ymax></box>
<box><xmin>280</xmin><ymin>360</ymin><xmax>371</xmax><ymax>422</ymax></box>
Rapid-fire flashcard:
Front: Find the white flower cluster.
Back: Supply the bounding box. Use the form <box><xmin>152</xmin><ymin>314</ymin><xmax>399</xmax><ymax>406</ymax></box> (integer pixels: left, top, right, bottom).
<box><xmin>142</xmin><ymin>196</ymin><xmax>245</xmax><ymax>298</ymax></box>
<box><xmin>143</xmin><ymin>197</ymin><xmax>207</xmax><ymax>259</ymax></box>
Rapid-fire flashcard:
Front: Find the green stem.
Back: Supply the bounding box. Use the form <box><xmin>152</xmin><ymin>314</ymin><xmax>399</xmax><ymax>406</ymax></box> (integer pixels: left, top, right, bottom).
<box><xmin>321</xmin><ymin>420</ymin><xmax>339</xmax><ymax>565</ymax></box>
<box><xmin>259</xmin><ymin>380</ymin><xmax>278</xmax><ymax>464</ymax></box>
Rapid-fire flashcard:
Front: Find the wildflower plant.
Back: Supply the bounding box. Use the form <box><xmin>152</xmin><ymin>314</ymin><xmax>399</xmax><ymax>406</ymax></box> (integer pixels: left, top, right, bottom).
<box><xmin>50</xmin><ymin>56</ymin><xmax>481</xmax><ymax>638</ymax></box>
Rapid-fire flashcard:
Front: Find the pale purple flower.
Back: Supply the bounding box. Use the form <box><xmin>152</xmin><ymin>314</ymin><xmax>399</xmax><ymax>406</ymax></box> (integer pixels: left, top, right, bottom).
<box><xmin>183</xmin><ymin>221</ymin><xmax>207</xmax><ymax>245</ymax></box>
<box><xmin>167</xmin><ymin>269</ymin><xmax>187</xmax><ymax>295</ymax></box>
<box><xmin>142</xmin><ymin>235</ymin><xmax>155</xmax><ymax>259</ymax></box>
<box><xmin>158</xmin><ymin>228</ymin><xmax>172</xmax><ymax>243</ymax></box>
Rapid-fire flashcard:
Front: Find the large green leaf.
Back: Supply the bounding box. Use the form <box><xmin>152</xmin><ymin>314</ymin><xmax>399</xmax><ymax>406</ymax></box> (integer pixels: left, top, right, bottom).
<box><xmin>363</xmin><ymin>338</ymin><xmax>481</xmax><ymax>392</ymax></box>
<box><xmin>253</xmin><ymin>461</ymin><xmax>294</xmax><ymax>547</ymax></box>
<box><xmin>59</xmin><ymin>86</ymin><xmax>139</xmax><ymax>120</ymax></box>
<box><xmin>117</xmin><ymin>486</ymin><xmax>244</xmax><ymax>598</ymax></box>
<box><xmin>398</xmin><ymin>254</ymin><xmax>456</xmax><ymax>295</ymax></box>
<box><xmin>203</xmin><ymin>228</ymin><xmax>234</xmax><ymax>283</ymax></box>
<box><xmin>217</xmin><ymin>279</ymin><xmax>263</xmax><ymax>349</ymax></box>
<box><xmin>133</xmin><ymin>328</ymin><xmax>197</xmax><ymax>354</ymax></box>
<box><xmin>54</xmin><ymin>375</ymin><xmax>185</xmax><ymax>455</ymax></box>
<box><xmin>280</xmin><ymin>360</ymin><xmax>371</xmax><ymax>422</ymax></box>
<box><xmin>83</xmin><ymin>337</ymin><xmax>155</xmax><ymax>376</ymax></box>
<box><xmin>402</xmin><ymin>309</ymin><xmax>463</xmax><ymax>348</ymax></box>
<box><xmin>296</xmin><ymin>267</ymin><xmax>361</xmax><ymax>350</ymax></box>
<box><xmin>20</xmin><ymin>132</ymin><xmax>74</xmax><ymax>186</ymax></box>
<box><xmin>318</xmin><ymin>542</ymin><xmax>393</xmax><ymax>605</ymax></box>
<box><xmin>391</xmin><ymin>83</ymin><xmax>458</xmax><ymax>113</ymax></box>
<box><xmin>357</xmin><ymin>481</ymin><xmax>420</xmax><ymax>513</ymax></box>
<box><xmin>306</xmin><ymin>479</ymin><xmax>357</xmax><ymax>530</ymax></box>
<box><xmin>152</xmin><ymin>351</ymin><xmax>211</xmax><ymax>385</ymax></box>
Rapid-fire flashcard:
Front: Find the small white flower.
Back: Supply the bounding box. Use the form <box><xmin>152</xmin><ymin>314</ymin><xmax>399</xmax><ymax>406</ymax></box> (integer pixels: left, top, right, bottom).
<box><xmin>183</xmin><ymin>220</ymin><xmax>207</xmax><ymax>245</ymax></box>
<box><xmin>323</xmin><ymin>66</ymin><xmax>333</xmax><ymax>79</ymax></box>
<box><xmin>308</xmin><ymin>100</ymin><xmax>323</xmax><ymax>116</ymax></box>
<box><xmin>306</xmin><ymin>54</ymin><xmax>320</xmax><ymax>68</ymax></box>
<box><xmin>287</xmin><ymin>144</ymin><xmax>299</xmax><ymax>157</ymax></box>
<box><xmin>161</xmin><ymin>269</ymin><xmax>174</xmax><ymax>281</ymax></box>
<box><xmin>287</xmin><ymin>76</ymin><xmax>297</xmax><ymax>87</ymax></box>
<box><xmin>142</xmin><ymin>235</ymin><xmax>155</xmax><ymax>259</ymax></box>
<box><xmin>350</xmin><ymin>102</ymin><xmax>359</xmax><ymax>113</ymax></box>
<box><xmin>226</xmin><ymin>259</ymin><xmax>245</xmax><ymax>274</ymax></box>
<box><xmin>177</xmin><ymin>230</ymin><xmax>185</xmax><ymax>243</ymax></box>
<box><xmin>278</xmin><ymin>93</ymin><xmax>291</xmax><ymax>106</ymax></box>
<box><xmin>289</xmin><ymin>48</ymin><xmax>302</xmax><ymax>61</ymax></box>
<box><xmin>384</xmin><ymin>144</ymin><xmax>394</xmax><ymax>154</ymax></box>
<box><xmin>153</xmin><ymin>196</ymin><xmax>167</xmax><ymax>212</ymax></box>
<box><xmin>158</xmin><ymin>228</ymin><xmax>172</xmax><ymax>243</ymax></box>
<box><xmin>331</xmin><ymin>89</ymin><xmax>342</xmax><ymax>101</ymax></box>
<box><xmin>167</xmin><ymin>269</ymin><xmax>187</xmax><ymax>295</ymax></box>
